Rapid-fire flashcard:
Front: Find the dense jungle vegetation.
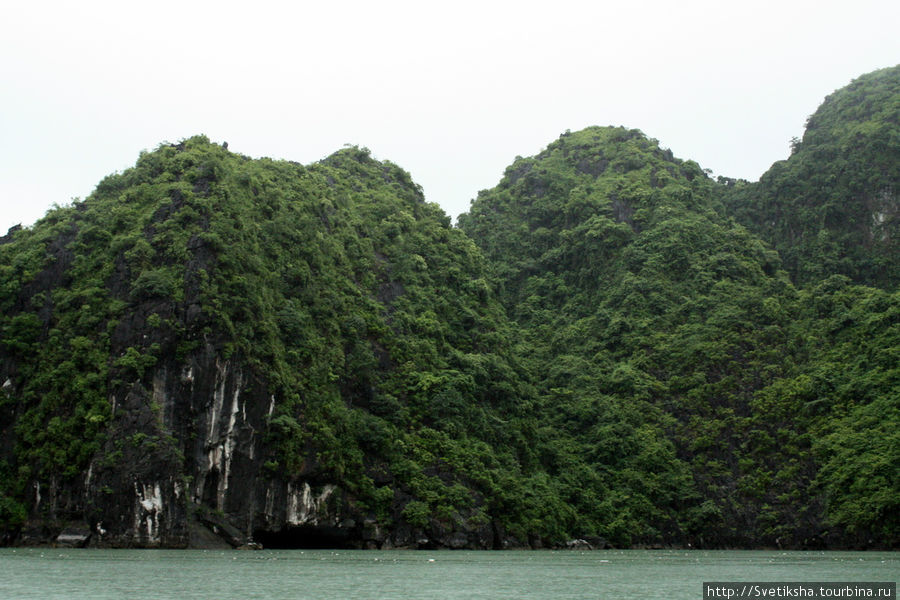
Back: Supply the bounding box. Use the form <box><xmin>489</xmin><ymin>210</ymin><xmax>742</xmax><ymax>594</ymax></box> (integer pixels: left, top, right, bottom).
<box><xmin>722</xmin><ymin>65</ymin><xmax>899</xmax><ymax>288</ymax></box>
<box><xmin>0</xmin><ymin>65</ymin><xmax>897</xmax><ymax>548</ymax></box>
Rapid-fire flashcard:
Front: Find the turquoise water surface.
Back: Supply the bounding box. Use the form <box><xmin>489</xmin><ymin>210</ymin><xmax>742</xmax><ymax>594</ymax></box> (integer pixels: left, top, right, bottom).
<box><xmin>0</xmin><ymin>548</ymin><xmax>896</xmax><ymax>599</ymax></box>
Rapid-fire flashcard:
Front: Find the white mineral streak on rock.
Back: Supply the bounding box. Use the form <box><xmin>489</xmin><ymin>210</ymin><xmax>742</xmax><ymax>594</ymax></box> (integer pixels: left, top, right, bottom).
<box><xmin>193</xmin><ymin>359</ymin><xmax>245</xmax><ymax>511</ymax></box>
<box><xmin>56</xmin><ymin>530</ymin><xmax>90</xmax><ymax>547</ymax></box>
<box><xmin>135</xmin><ymin>482</ymin><xmax>163</xmax><ymax>543</ymax></box>
<box><xmin>872</xmin><ymin>211</ymin><xmax>890</xmax><ymax>242</ymax></box>
<box><xmin>218</xmin><ymin>370</ymin><xmax>242</xmax><ymax>510</ymax></box>
<box><xmin>208</xmin><ymin>359</ymin><xmax>227</xmax><ymax>443</ymax></box>
<box><xmin>287</xmin><ymin>483</ymin><xmax>304</xmax><ymax>525</ymax></box>
<box><xmin>265</xmin><ymin>485</ymin><xmax>275</xmax><ymax>521</ymax></box>
<box><xmin>195</xmin><ymin>359</ymin><xmax>228</xmax><ymax>503</ymax></box>
<box><xmin>140</xmin><ymin>482</ymin><xmax>163</xmax><ymax>512</ymax></box>
<box><xmin>133</xmin><ymin>483</ymin><xmax>142</xmax><ymax>537</ymax></box>
<box><xmin>319</xmin><ymin>485</ymin><xmax>336</xmax><ymax>508</ymax></box>
<box><xmin>285</xmin><ymin>483</ymin><xmax>299</xmax><ymax>524</ymax></box>
<box><xmin>285</xmin><ymin>483</ymin><xmax>336</xmax><ymax>526</ymax></box>
<box><xmin>248</xmin><ymin>435</ymin><xmax>255</xmax><ymax>461</ymax></box>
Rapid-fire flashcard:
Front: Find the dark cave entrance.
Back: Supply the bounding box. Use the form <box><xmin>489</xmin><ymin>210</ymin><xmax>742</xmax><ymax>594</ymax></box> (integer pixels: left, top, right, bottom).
<box><xmin>253</xmin><ymin>524</ymin><xmax>359</xmax><ymax>549</ymax></box>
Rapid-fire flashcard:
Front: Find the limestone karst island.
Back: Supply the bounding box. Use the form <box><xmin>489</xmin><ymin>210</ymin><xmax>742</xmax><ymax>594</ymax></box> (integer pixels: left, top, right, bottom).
<box><xmin>0</xmin><ymin>65</ymin><xmax>897</xmax><ymax>550</ymax></box>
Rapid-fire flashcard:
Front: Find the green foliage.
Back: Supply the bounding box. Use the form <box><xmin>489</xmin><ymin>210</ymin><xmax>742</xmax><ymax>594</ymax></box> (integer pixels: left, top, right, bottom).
<box><xmin>0</xmin><ymin>67</ymin><xmax>896</xmax><ymax>548</ymax></box>
<box><xmin>722</xmin><ymin>65</ymin><xmax>899</xmax><ymax>289</ymax></box>
<box><xmin>816</xmin><ymin>395</ymin><xmax>899</xmax><ymax>539</ymax></box>
<box><xmin>130</xmin><ymin>268</ymin><xmax>179</xmax><ymax>301</ymax></box>
<box><xmin>0</xmin><ymin>135</ymin><xmax>536</xmax><ymax>544</ymax></box>
<box><xmin>402</xmin><ymin>500</ymin><xmax>431</xmax><ymax>528</ymax></box>
<box><xmin>114</xmin><ymin>345</ymin><xmax>160</xmax><ymax>378</ymax></box>
<box><xmin>461</xmin><ymin>116</ymin><xmax>899</xmax><ymax>548</ymax></box>
<box><xmin>0</xmin><ymin>461</ymin><xmax>26</xmax><ymax>531</ymax></box>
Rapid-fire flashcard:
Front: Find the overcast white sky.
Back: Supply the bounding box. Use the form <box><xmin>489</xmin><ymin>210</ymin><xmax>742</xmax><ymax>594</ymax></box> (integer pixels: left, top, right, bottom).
<box><xmin>1</xmin><ymin>0</ymin><xmax>898</xmax><ymax>233</ymax></box>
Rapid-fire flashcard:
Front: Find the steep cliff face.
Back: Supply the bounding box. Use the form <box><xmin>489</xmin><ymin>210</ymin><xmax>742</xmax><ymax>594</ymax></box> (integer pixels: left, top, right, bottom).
<box><xmin>2</xmin><ymin>67</ymin><xmax>897</xmax><ymax>550</ymax></box>
<box><xmin>83</xmin><ymin>347</ymin><xmax>358</xmax><ymax>549</ymax></box>
<box><xmin>721</xmin><ymin>65</ymin><xmax>899</xmax><ymax>289</ymax></box>
<box><xmin>10</xmin><ymin>343</ymin><xmax>362</xmax><ymax>548</ymax></box>
<box><xmin>0</xmin><ymin>137</ymin><xmax>533</xmax><ymax>549</ymax></box>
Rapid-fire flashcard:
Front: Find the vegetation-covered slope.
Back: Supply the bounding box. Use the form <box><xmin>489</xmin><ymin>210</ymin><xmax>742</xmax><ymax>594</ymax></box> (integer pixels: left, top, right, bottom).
<box><xmin>0</xmin><ymin>66</ymin><xmax>897</xmax><ymax>550</ymax></box>
<box><xmin>459</xmin><ymin>121</ymin><xmax>898</xmax><ymax>547</ymax></box>
<box><xmin>0</xmin><ymin>137</ymin><xmax>546</xmax><ymax>548</ymax></box>
<box><xmin>722</xmin><ymin>65</ymin><xmax>899</xmax><ymax>288</ymax></box>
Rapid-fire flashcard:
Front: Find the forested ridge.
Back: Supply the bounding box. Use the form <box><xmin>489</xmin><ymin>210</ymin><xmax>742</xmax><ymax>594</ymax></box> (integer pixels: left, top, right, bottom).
<box><xmin>722</xmin><ymin>65</ymin><xmax>899</xmax><ymax>288</ymax></box>
<box><xmin>0</xmin><ymin>66</ymin><xmax>896</xmax><ymax>549</ymax></box>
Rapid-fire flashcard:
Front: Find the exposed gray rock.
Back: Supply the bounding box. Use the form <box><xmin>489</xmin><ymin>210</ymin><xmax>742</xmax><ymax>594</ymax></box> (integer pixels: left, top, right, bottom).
<box><xmin>56</xmin><ymin>528</ymin><xmax>91</xmax><ymax>548</ymax></box>
<box><xmin>237</xmin><ymin>542</ymin><xmax>263</xmax><ymax>550</ymax></box>
<box><xmin>4</xmin><ymin>346</ymin><xmax>525</xmax><ymax>550</ymax></box>
<box><xmin>565</xmin><ymin>538</ymin><xmax>593</xmax><ymax>550</ymax></box>
<box><xmin>444</xmin><ymin>532</ymin><xmax>469</xmax><ymax>549</ymax></box>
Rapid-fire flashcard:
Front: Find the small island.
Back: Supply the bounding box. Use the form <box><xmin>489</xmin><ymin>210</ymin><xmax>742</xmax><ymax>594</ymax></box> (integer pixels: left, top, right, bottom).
<box><xmin>0</xmin><ymin>66</ymin><xmax>896</xmax><ymax>551</ymax></box>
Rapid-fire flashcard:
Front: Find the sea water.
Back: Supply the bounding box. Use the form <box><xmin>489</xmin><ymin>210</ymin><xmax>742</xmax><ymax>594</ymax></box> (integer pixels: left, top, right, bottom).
<box><xmin>0</xmin><ymin>548</ymin><xmax>896</xmax><ymax>599</ymax></box>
